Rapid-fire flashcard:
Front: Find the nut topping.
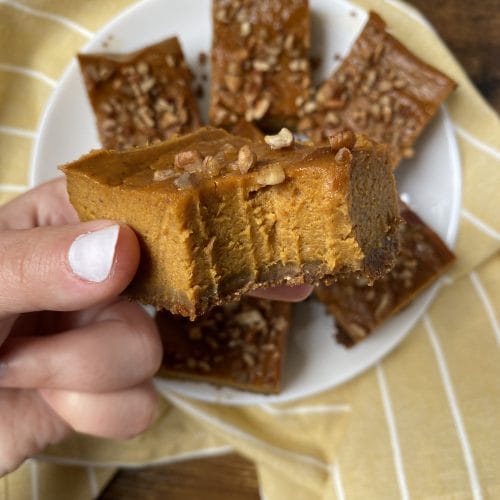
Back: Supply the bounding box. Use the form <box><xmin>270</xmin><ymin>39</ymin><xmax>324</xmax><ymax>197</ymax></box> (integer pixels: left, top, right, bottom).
<box><xmin>334</xmin><ymin>147</ymin><xmax>353</xmax><ymax>166</ymax></box>
<box><xmin>245</xmin><ymin>95</ymin><xmax>271</xmax><ymax>121</ymax></box>
<box><xmin>328</xmin><ymin>130</ymin><xmax>356</xmax><ymax>152</ymax></box>
<box><xmin>173</xmin><ymin>171</ymin><xmax>193</xmax><ymax>189</ymax></box>
<box><xmin>202</xmin><ymin>156</ymin><xmax>222</xmax><ymax>177</ymax></box>
<box><xmin>255</xmin><ymin>165</ymin><xmax>286</xmax><ymax>186</ymax></box>
<box><xmin>264</xmin><ymin>128</ymin><xmax>294</xmax><ymax>150</ymax></box>
<box><xmin>153</xmin><ymin>169</ymin><xmax>175</xmax><ymax>181</ymax></box>
<box><xmin>174</xmin><ymin>150</ymin><xmax>203</xmax><ymax>172</ymax></box>
<box><xmin>237</xmin><ymin>145</ymin><xmax>256</xmax><ymax>174</ymax></box>
<box><xmin>224</xmin><ymin>74</ymin><xmax>243</xmax><ymax>93</ymax></box>
<box><xmin>240</xmin><ymin>21</ymin><xmax>251</xmax><ymax>37</ymax></box>
<box><xmin>348</xmin><ymin>323</ymin><xmax>367</xmax><ymax>340</ymax></box>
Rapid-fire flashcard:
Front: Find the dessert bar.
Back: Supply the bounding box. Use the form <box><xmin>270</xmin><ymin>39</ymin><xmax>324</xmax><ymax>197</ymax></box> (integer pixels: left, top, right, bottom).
<box><xmin>62</xmin><ymin>127</ymin><xmax>400</xmax><ymax>319</ymax></box>
<box><xmin>157</xmin><ymin>297</ymin><xmax>291</xmax><ymax>393</ymax></box>
<box><xmin>297</xmin><ymin>12</ymin><xmax>456</xmax><ymax>167</ymax></box>
<box><xmin>315</xmin><ymin>201</ymin><xmax>456</xmax><ymax>345</ymax></box>
<box><xmin>210</xmin><ymin>0</ymin><xmax>311</xmax><ymax>131</ymax></box>
<box><xmin>78</xmin><ymin>37</ymin><xmax>201</xmax><ymax>150</ymax></box>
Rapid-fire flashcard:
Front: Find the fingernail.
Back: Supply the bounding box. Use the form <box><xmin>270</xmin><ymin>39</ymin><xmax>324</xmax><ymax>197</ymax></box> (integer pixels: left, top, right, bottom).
<box><xmin>68</xmin><ymin>225</ymin><xmax>120</xmax><ymax>282</ymax></box>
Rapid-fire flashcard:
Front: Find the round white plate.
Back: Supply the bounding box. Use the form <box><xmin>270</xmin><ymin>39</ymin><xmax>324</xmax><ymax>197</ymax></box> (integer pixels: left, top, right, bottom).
<box><xmin>31</xmin><ymin>0</ymin><xmax>461</xmax><ymax>405</ymax></box>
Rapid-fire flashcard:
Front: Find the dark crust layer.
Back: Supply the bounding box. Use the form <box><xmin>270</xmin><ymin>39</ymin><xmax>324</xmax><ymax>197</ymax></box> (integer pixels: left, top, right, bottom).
<box><xmin>316</xmin><ymin>201</ymin><xmax>456</xmax><ymax>346</ymax></box>
<box><xmin>156</xmin><ymin>298</ymin><xmax>291</xmax><ymax>393</ymax></box>
<box><xmin>128</xmin><ymin>263</ymin><xmax>328</xmax><ymax>318</ymax></box>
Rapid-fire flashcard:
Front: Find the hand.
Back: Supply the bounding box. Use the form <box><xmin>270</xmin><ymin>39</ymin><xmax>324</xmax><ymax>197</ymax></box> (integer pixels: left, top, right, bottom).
<box><xmin>0</xmin><ymin>178</ymin><xmax>162</xmax><ymax>476</ymax></box>
<box><xmin>0</xmin><ymin>177</ymin><xmax>312</xmax><ymax>476</ymax></box>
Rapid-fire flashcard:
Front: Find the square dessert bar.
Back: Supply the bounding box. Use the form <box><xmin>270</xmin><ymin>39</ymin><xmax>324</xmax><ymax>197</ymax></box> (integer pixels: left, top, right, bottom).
<box><xmin>315</xmin><ymin>201</ymin><xmax>456</xmax><ymax>346</ymax></box>
<box><xmin>78</xmin><ymin>37</ymin><xmax>201</xmax><ymax>150</ymax></box>
<box><xmin>61</xmin><ymin>127</ymin><xmax>400</xmax><ymax>319</ymax></box>
<box><xmin>157</xmin><ymin>298</ymin><xmax>291</xmax><ymax>393</ymax></box>
<box><xmin>209</xmin><ymin>0</ymin><xmax>311</xmax><ymax>131</ymax></box>
<box><xmin>297</xmin><ymin>12</ymin><xmax>457</xmax><ymax>167</ymax></box>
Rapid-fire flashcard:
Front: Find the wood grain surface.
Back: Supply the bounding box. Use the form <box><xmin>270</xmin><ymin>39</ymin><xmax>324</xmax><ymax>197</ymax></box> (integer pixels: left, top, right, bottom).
<box><xmin>99</xmin><ymin>2</ymin><xmax>499</xmax><ymax>498</ymax></box>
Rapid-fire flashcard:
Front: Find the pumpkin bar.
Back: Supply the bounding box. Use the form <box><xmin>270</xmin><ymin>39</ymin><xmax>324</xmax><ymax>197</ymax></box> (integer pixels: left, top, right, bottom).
<box><xmin>61</xmin><ymin>127</ymin><xmax>400</xmax><ymax>319</ymax></box>
<box><xmin>297</xmin><ymin>12</ymin><xmax>457</xmax><ymax>167</ymax></box>
<box><xmin>315</xmin><ymin>201</ymin><xmax>456</xmax><ymax>346</ymax></box>
<box><xmin>157</xmin><ymin>297</ymin><xmax>291</xmax><ymax>393</ymax></box>
<box><xmin>78</xmin><ymin>37</ymin><xmax>201</xmax><ymax>150</ymax></box>
<box><xmin>209</xmin><ymin>0</ymin><xmax>311</xmax><ymax>131</ymax></box>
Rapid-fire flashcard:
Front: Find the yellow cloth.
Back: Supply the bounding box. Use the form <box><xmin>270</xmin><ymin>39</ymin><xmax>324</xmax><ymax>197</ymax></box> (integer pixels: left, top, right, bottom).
<box><xmin>1</xmin><ymin>0</ymin><xmax>499</xmax><ymax>498</ymax></box>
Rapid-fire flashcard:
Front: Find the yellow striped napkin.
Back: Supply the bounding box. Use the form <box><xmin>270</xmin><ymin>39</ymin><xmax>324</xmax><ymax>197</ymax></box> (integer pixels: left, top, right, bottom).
<box><xmin>1</xmin><ymin>1</ymin><xmax>499</xmax><ymax>498</ymax></box>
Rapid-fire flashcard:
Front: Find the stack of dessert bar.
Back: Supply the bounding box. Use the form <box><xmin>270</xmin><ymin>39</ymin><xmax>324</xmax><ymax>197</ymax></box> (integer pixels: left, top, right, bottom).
<box><xmin>71</xmin><ymin>0</ymin><xmax>457</xmax><ymax>394</ymax></box>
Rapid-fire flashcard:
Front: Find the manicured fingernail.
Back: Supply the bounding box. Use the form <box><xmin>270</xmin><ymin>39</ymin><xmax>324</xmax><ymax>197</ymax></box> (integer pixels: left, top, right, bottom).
<box><xmin>68</xmin><ymin>225</ymin><xmax>120</xmax><ymax>282</ymax></box>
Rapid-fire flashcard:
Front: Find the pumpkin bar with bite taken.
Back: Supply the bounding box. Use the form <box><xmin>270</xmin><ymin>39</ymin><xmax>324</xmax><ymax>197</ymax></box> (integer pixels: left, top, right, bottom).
<box><xmin>157</xmin><ymin>297</ymin><xmax>291</xmax><ymax>393</ymax></box>
<box><xmin>61</xmin><ymin>127</ymin><xmax>400</xmax><ymax>319</ymax></box>
<box><xmin>297</xmin><ymin>12</ymin><xmax>456</xmax><ymax>167</ymax></box>
<box><xmin>209</xmin><ymin>0</ymin><xmax>311</xmax><ymax>131</ymax></box>
<box><xmin>315</xmin><ymin>201</ymin><xmax>456</xmax><ymax>346</ymax></box>
<box><xmin>78</xmin><ymin>36</ymin><xmax>201</xmax><ymax>150</ymax></box>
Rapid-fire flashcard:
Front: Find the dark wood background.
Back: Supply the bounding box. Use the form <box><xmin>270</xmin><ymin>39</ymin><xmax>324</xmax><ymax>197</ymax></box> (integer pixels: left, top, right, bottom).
<box><xmin>100</xmin><ymin>1</ymin><xmax>499</xmax><ymax>498</ymax></box>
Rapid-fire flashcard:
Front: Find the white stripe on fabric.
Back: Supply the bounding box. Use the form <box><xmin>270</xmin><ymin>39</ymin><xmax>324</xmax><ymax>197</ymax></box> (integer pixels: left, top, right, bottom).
<box><xmin>454</xmin><ymin>124</ymin><xmax>500</xmax><ymax>161</ymax></box>
<box><xmin>260</xmin><ymin>403</ymin><xmax>351</xmax><ymax>416</ymax></box>
<box><xmin>167</xmin><ymin>393</ymin><xmax>329</xmax><ymax>470</ymax></box>
<box><xmin>0</xmin><ymin>63</ymin><xmax>57</xmax><ymax>87</ymax></box>
<box><xmin>0</xmin><ymin>126</ymin><xmax>36</xmax><ymax>139</ymax></box>
<box><xmin>86</xmin><ymin>467</ymin><xmax>99</xmax><ymax>499</ymax></box>
<box><xmin>0</xmin><ymin>0</ymin><xmax>94</xmax><ymax>39</ymax></box>
<box><xmin>330</xmin><ymin>461</ymin><xmax>346</xmax><ymax>500</ymax></box>
<box><xmin>29</xmin><ymin>460</ymin><xmax>39</xmax><ymax>500</ymax></box>
<box><xmin>424</xmin><ymin>315</ymin><xmax>483</xmax><ymax>500</ymax></box>
<box><xmin>376</xmin><ymin>364</ymin><xmax>410</xmax><ymax>500</ymax></box>
<box><xmin>469</xmin><ymin>272</ymin><xmax>500</xmax><ymax>345</ymax></box>
<box><xmin>0</xmin><ymin>184</ymin><xmax>27</xmax><ymax>193</ymax></box>
<box><xmin>461</xmin><ymin>208</ymin><xmax>500</xmax><ymax>241</ymax></box>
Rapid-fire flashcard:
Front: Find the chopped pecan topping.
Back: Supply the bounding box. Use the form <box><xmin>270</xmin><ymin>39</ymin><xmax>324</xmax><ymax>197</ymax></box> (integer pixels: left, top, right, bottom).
<box><xmin>202</xmin><ymin>156</ymin><xmax>222</xmax><ymax>177</ymax></box>
<box><xmin>334</xmin><ymin>147</ymin><xmax>353</xmax><ymax>166</ymax></box>
<box><xmin>264</xmin><ymin>128</ymin><xmax>294</xmax><ymax>150</ymax></box>
<box><xmin>174</xmin><ymin>150</ymin><xmax>203</xmax><ymax>172</ymax></box>
<box><xmin>173</xmin><ymin>171</ymin><xmax>193</xmax><ymax>189</ymax></box>
<box><xmin>153</xmin><ymin>169</ymin><xmax>175</xmax><ymax>181</ymax></box>
<box><xmin>255</xmin><ymin>165</ymin><xmax>286</xmax><ymax>186</ymax></box>
<box><xmin>328</xmin><ymin>130</ymin><xmax>356</xmax><ymax>152</ymax></box>
<box><xmin>237</xmin><ymin>145</ymin><xmax>256</xmax><ymax>174</ymax></box>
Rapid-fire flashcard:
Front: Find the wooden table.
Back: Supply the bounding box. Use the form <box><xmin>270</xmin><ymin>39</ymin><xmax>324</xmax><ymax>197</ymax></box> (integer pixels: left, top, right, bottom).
<box><xmin>100</xmin><ymin>1</ymin><xmax>499</xmax><ymax>498</ymax></box>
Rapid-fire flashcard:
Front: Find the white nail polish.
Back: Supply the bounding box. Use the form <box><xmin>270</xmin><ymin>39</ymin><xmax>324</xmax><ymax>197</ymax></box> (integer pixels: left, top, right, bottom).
<box><xmin>68</xmin><ymin>225</ymin><xmax>120</xmax><ymax>282</ymax></box>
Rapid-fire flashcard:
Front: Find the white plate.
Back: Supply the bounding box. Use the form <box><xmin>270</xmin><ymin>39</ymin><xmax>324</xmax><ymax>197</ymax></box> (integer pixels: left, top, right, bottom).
<box><xmin>31</xmin><ymin>0</ymin><xmax>461</xmax><ymax>405</ymax></box>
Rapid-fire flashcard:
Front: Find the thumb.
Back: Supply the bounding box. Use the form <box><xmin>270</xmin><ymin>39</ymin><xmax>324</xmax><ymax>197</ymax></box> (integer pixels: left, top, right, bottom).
<box><xmin>0</xmin><ymin>221</ymin><xmax>140</xmax><ymax>317</ymax></box>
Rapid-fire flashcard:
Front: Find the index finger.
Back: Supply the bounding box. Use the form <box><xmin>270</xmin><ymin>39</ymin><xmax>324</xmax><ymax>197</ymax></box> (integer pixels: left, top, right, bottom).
<box><xmin>0</xmin><ymin>177</ymin><xmax>78</xmax><ymax>230</ymax></box>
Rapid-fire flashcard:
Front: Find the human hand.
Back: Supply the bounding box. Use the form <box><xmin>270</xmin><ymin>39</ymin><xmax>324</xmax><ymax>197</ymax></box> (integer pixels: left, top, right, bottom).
<box><xmin>0</xmin><ymin>177</ymin><xmax>312</xmax><ymax>476</ymax></box>
<box><xmin>0</xmin><ymin>178</ymin><xmax>162</xmax><ymax>476</ymax></box>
